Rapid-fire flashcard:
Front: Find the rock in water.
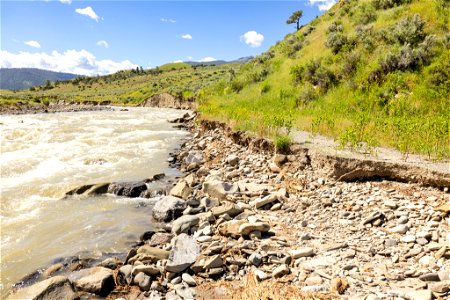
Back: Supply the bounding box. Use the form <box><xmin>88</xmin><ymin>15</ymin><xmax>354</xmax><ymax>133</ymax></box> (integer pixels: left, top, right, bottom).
<box><xmin>108</xmin><ymin>181</ymin><xmax>147</xmax><ymax>197</ymax></box>
<box><xmin>68</xmin><ymin>266</ymin><xmax>115</xmax><ymax>296</ymax></box>
<box><xmin>166</xmin><ymin>234</ymin><xmax>200</xmax><ymax>273</ymax></box>
<box><xmin>8</xmin><ymin>276</ymin><xmax>75</xmax><ymax>300</ymax></box>
<box><xmin>152</xmin><ymin>196</ymin><xmax>187</xmax><ymax>222</ymax></box>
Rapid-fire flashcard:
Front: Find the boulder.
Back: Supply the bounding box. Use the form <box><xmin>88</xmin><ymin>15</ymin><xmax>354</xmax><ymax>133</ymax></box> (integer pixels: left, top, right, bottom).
<box><xmin>172</xmin><ymin>214</ymin><xmax>201</xmax><ymax>235</ymax></box>
<box><xmin>166</xmin><ymin>234</ymin><xmax>200</xmax><ymax>273</ymax></box>
<box><xmin>152</xmin><ymin>196</ymin><xmax>187</xmax><ymax>222</ymax></box>
<box><xmin>8</xmin><ymin>276</ymin><xmax>75</xmax><ymax>300</ymax></box>
<box><xmin>203</xmin><ymin>180</ymin><xmax>239</xmax><ymax>200</ymax></box>
<box><xmin>185</xmin><ymin>151</ymin><xmax>204</xmax><ymax>164</ymax></box>
<box><xmin>68</xmin><ymin>267</ymin><xmax>114</xmax><ymax>296</ymax></box>
<box><xmin>170</xmin><ymin>181</ymin><xmax>192</xmax><ymax>200</ymax></box>
<box><xmin>133</xmin><ymin>272</ymin><xmax>151</xmax><ymax>291</ymax></box>
<box><xmin>108</xmin><ymin>181</ymin><xmax>147</xmax><ymax>197</ymax></box>
<box><xmin>238</xmin><ymin>222</ymin><xmax>270</xmax><ymax>236</ymax></box>
<box><xmin>217</xmin><ymin>220</ymin><xmax>246</xmax><ymax>238</ymax></box>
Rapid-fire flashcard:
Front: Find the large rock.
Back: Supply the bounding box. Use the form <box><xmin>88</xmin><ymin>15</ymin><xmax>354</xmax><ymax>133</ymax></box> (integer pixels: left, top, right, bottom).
<box><xmin>152</xmin><ymin>196</ymin><xmax>187</xmax><ymax>222</ymax></box>
<box><xmin>108</xmin><ymin>181</ymin><xmax>147</xmax><ymax>197</ymax></box>
<box><xmin>217</xmin><ymin>220</ymin><xmax>246</xmax><ymax>238</ymax></box>
<box><xmin>65</xmin><ymin>183</ymin><xmax>109</xmax><ymax>196</ymax></box>
<box><xmin>8</xmin><ymin>276</ymin><xmax>75</xmax><ymax>300</ymax></box>
<box><xmin>238</xmin><ymin>222</ymin><xmax>270</xmax><ymax>236</ymax></box>
<box><xmin>185</xmin><ymin>151</ymin><xmax>204</xmax><ymax>164</ymax></box>
<box><xmin>172</xmin><ymin>214</ymin><xmax>201</xmax><ymax>235</ymax></box>
<box><xmin>166</xmin><ymin>234</ymin><xmax>200</xmax><ymax>273</ymax></box>
<box><xmin>68</xmin><ymin>267</ymin><xmax>114</xmax><ymax>296</ymax></box>
<box><xmin>136</xmin><ymin>245</ymin><xmax>170</xmax><ymax>260</ymax></box>
<box><xmin>170</xmin><ymin>181</ymin><xmax>192</xmax><ymax>200</ymax></box>
<box><xmin>203</xmin><ymin>180</ymin><xmax>239</xmax><ymax>200</ymax></box>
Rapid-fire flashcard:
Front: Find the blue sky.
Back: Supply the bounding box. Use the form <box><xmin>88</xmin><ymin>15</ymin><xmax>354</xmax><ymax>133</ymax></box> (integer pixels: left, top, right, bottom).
<box><xmin>1</xmin><ymin>0</ymin><xmax>335</xmax><ymax>75</ymax></box>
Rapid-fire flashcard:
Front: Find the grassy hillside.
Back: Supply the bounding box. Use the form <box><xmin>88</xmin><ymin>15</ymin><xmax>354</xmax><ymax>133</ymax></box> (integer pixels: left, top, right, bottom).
<box><xmin>0</xmin><ymin>68</ymin><xmax>78</xmax><ymax>90</ymax></box>
<box><xmin>199</xmin><ymin>0</ymin><xmax>450</xmax><ymax>160</ymax></box>
<box><xmin>0</xmin><ymin>63</ymin><xmax>237</xmax><ymax>106</ymax></box>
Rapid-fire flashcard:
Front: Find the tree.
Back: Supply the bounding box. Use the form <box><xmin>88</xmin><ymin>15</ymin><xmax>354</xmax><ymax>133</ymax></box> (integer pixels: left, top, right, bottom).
<box><xmin>287</xmin><ymin>10</ymin><xmax>303</xmax><ymax>30</ymax></box>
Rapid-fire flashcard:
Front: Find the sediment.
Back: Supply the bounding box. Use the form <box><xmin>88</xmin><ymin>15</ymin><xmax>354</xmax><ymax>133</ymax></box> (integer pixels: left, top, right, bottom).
<box><xmin>7</xmin><ymin>111</ymin><xmax>450</xmax><ymax>300</ymax></box>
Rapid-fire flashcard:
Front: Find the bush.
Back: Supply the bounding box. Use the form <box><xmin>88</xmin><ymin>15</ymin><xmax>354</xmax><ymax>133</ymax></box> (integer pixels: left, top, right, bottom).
<box><xmin>295</xmin><ymin>84</ymin><xmax>318</xmax><ymax>107</ymax></box>
<box><xmin>372</xmin><ymin>0</ymin><xmax>411</xmax><ymax>9</ymax></box>
<box><xmin>275</xmin><ymin>135</ymin><xmax>291</xmax><ymax>154</ymax></box>
<box><xmin>260</xmin><ymin>81</ymin><xmax>271</xmax><ymax>94</ymax></box>
<box><xmin>391</xmin><ymin>14</ymin><xmax>426</xmax><ymax>46</ymax></box>
<box><xmin>354</xmin><ymin>4</ymin><xmax>377</xmax><ymax>25</ymax></box>
<box><xmin>356</xmin><ymin>25</ymin><xmax>376</xmax><ymax>51</ymax></box>
<box><xmin>290</xmin><ymin>64</ymin><xmax>304</xmax><ymax>83</ymax></box>
<box><xmin>327</xmin><ymin>21</ymin><xmax>344</xmax><ymax>33</ymax></box>
<box><xmin>230</xmin><ymin>79</ymin><xmax>244</xmax><ymax>93</ymax></box>
<box><xmin>342</xmin><ymin>51</ymin><xmax>360</xmax><ymax>76</ymax></box>
<box><xmin>326</xmin><ymin>32</ymin><xmax>349</xmax><ymax>53</ymax></box>
<box><xmin>426</xmin><ymin>52</ymin><xmax>450</xmax><ymax>93</ymax></box>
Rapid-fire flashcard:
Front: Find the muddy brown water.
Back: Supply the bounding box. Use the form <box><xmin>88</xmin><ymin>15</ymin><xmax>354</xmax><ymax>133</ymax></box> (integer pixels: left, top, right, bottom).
<box><xmin>0</xmin><ymin>107</ymin><xmax>189</xmax><ymax>297</ymax></box>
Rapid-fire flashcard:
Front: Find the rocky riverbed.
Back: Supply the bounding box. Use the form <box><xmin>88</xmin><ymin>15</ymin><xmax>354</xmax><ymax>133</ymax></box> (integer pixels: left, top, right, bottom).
<box><xmin>8</xmin><ymin>114</ymin><xmax>449</xmax><ymax>300</ymax></box>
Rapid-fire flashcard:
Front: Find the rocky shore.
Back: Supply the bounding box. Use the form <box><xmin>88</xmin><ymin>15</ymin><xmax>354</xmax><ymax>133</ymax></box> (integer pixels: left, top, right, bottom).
<box><xmin>8</xmin><ymin>113</ymin><xmax>449</xmax><ymax>300</ymax></box>
<box><xmin>0</xmin><ymin>101</ymin><xmax>113</xmax><ymax>115</ymax></box>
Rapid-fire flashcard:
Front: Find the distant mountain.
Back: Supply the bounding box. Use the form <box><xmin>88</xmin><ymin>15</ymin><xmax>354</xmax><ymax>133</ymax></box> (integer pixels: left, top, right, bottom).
<box><xmin>184</xmin><ymin>56</ymin><xmax>253</xmax><ymax>67</ymax></box>
<box><xmin>0</xmin><ymin>68</ymin><xmax>78</xmax><ymax>90</ymax></box>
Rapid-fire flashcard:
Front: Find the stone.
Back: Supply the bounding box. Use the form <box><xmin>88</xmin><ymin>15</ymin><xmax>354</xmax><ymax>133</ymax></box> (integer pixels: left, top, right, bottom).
<box><xmin>419</xmin><ymin>273</ymin><xmax>440</xmax><ymax>282</ymax></box>
<box><xmin>385</xmin><ymin>239</ymin><xmax>398</xmax><ymax>247</ymax></box>
<box><xmin>390</xmin><ymin>224</ymin><xmax>408</xmax><ymax>234</ymax></box>
<box><xmin>273</xmin><ymin>154</ymin><xmax>287</xmax><ymax>166</ymax></box>
<box><xmin>272</xmin><ymin>264</ymin><xmax>290</xmax><ymax>278</ymax></box>
<box><xmin>200</xmin><ymin>197</ymin><xmax>219</xmax><ymax>209</ymax></box>
<box><xmin>226</xmin><ymin>155</ymin><xmax>239</xmax><ymax>166</ymax></box>
<box><xmin>8</xmin><ymin>276</ymin><xmax>75</xmax><ymax>300</ymax></box>
<box><xmin>172</xmin><ymin>214</ymin><xmax>201</xmax><ymax>235</ymax></box>
<box><xmin>42</xmin><ymin>263</ymin><xmax>64</xmax><ymax>278</ymax></box>
<box><xmin>305</xmin><ymin>276</ymin><xmax>323</xmax><ymax>286</ymax></box>
<box><xmin>217</xmin><ymin>220</ymin><xmax>246</xmax><ymax>238</ymax></box>
<box><xmin>289</xmin><ymin>247</ymin><xmax>315</xmax><ymax>258</ymax></box>
<box><xmin>330</xmin><ymin>277</ymin><xmax>349</xmax><ymax>295</ymax></box>
<box><xmin>108</xmin><ymin>181</ymin><xmax>147</xmax><ymax>197</ymax></box>
<box><xmin>203</xmin><ymin>179</ymin><xmax>239</xmax><ymax>200</ymax></box>
<box><xmin>68</xmin><ymin>267</ymin><xmax>114</xmax><ymax>296</ymax></box>
<box><xmin>254</xmin><ymin>269</ymin><xmax>268</xmax><ymax>281</ymax></box>
<box><xmin>250</xmin><ymin>193</ymin><xmax>278</xmax><ymax>209</ymax></box>
<box><xmin>405</xmin><ymin>290</ymin><xmax>433</xmax><ymax>300</ymax></box>
<box><xmin>185</xmin><ymin>151</ymin><xmax>204</xmax><ymax>164</ymax></box>
<box><xmin>137</xmin><ymin>245</ymin><xmax>170</xmax><ymax>260</ymax></box>
<box><xmin>133</xmin><ymin>272</ymin><xmax>151</xmax><ymax>291</ymax></box>
<box><xmin>152</xmin><ymin>196</ymin><xmax>187</xmax><ymax>222</ymax></box>
<box><xmin>400</xmin><ymin>235</ymin><xmax>416</xmax><ymax>243</ymax></box>
<box><xmin>269</xmin><ymin>162</ymin><xmax>281</xmax><ymax>173</ymax></box>
<box><xmin>175</xmin><ymin>284</ymin><xmax>195</xmax><ymax>299</ymax></box>
<box><xmin>182</xmin><ymin>273</ymin><xmax>197</xmax><ymax>286</ymax></box>
<box><xmin>211</xmin><ymin>202</ymin><xmax>243</xmax><ymax>218</ymax></box>
<box><xmin>384</xmin><ymin>200</ymin><xmax>398</xmax><ymax>209</ymax></box>
<box><xmin>239</xmin><ymin>222</ymin><xmax>270</xmax><ymax>236</ymax></box>
<box><xmin>248</xmin><ymin>253</ymin><xmax>262</xmax><ymax>267</ymax></box>
<box><xmin>418</xmin><ymin>255</ymin><xmax>435</xmax><ymax>267</ymax></box>
<box><xmin>166</xmin><ymin>234</ymin><xmax>200</xmax><ymax>273</ymax></box>
<box><xmin>149</xmin><ymin>232</ymin><xmax>174</xmax><ymax>247</ymax></box>
<box><xmin>132</xmin><ymin>265</ymin><xmax>161</xmax><ymax>276</ymax></box>
<box><xmin>429</xmin><ymin>280</ymin><xmax>450</xmax><ymax>293</ymax></box>
<box><xmin>118</xmin><ymin>265</ymin><xmax>133</xmax><ymax>285</ymax></box>
<box><xmin>170</xmin><ymin>181</ymin><xmax>192</xmax><ymax>200</ymax></box>
<box><xmin>362</xmin><ymin>211</ymin><xmax>384</xmax><ymax>225</ymax></box>
<box><xmin>204</xmin><ymin>255</ymin><xmax>223</xmax><ymax>269</ymax></box>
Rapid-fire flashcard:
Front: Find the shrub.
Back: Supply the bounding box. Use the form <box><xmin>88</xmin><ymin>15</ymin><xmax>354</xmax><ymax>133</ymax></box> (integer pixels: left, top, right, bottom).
<box><xmin>326</xmin><ymin>32</ymin><xmax>349</xmax><ymax>53</ymax></box>
<box><xmin>356</xmin><ymin>25</ymin><xmax>376</xmax><ymax>51</ymax></box>
<box><xmin>391</xmin><ymin>14</ymin><xmax>426</xmax><ymax>46</ymax></box>
<box><xmin>296</xmin><ymin>84</ymin><xmax>318</xmax><ymax>107</ymax></box>
<box><xmin>354</xmin><ymin>4</ymin><xmax>377</xmax><ymax>25</ymax></box>
<box><xmin>372</xmin><ymin>0</ymin><xmax>411</xmax><ymax>9</ymax></box>
<box><xmin>290</xmin><ymin>64</ymin><xmax>304</xmax><ymax>83</ymax></box>
<box><xmin>342</xmin><ymin>51</ymin><xmax>360</xmax><ymax>76</ymax></box>
<box><xmin>426</xmin><ymin>52</ymin><xmax>450</xmax><ymax>93</ymax></box>
<box><xmin>327</xmin><ymin>21</ymin><xmax>344</xmax><ymax>33</ymax></box>
<box><xmin>260</xmin><ymin>81</ymin><xmax>271</xmax><ymax>94</ymax></box>
<box><xmin>275</xmin><ymin>135</ymin><xmax>291</xmax><ymax>154</ymax></box>
<box><xmin>230</xmin><ymin>79</ymin><xmax>244</xmax><ymax>93</ymax></box>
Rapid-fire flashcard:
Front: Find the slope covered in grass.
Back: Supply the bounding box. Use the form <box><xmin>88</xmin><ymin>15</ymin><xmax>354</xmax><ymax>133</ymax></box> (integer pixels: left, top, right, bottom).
<box><xmin>199</xmin><ymin>0</ymin><xmax>449</xmax><ymax>159</ymax></box>
<box><xmin>0</xmin><ymin>63</ymin><xmax>237</xmax><ymax>106</ymax></box>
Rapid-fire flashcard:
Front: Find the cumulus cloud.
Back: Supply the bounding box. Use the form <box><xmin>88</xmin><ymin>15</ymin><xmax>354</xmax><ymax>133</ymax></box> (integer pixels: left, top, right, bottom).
<box><xmin>0</xmin><ymin>49</ymin><xmax>138</xmax><ymax>76</ymax></box>
<box><xmin>198</xmin><ymin>57</ymin><xmax>216</xmax><ymax>63</ymax></box>
<box><xmin>96</xmin><ymin>40</ymin><xmax>109</xmax><ymax>48</ymax></box>
<box><xmin>75</xmin><ymin>6</ymin><xmax>100</xmax><ymax>22</ymax></box>
<box><xmin>60</xmin><ymin>0</ymin><xmax>71</xmax><ymax>4</ymax></box>
<box><xmin>25</xmin><ymin>40</ymin><xmax>41</xmax><ymax>49</ymax></box>
<box><xmin>161</xmin><ymin>18</ymin><xmax>176</xmax><ymax>23</ymax></box>
<box><xmin>172</xmin><ymin>60</ymin><xmax>184</xmax><ymax>63</ymax></box>
<box><xmin>309</xmin><ymin>0</ymin><xmax>337</xmax><ymax>11</ymax></box>
<box><xmin>181</xmin><ymin>34</ymin><xmax>192</xmax><ymax>40</ymax></box>
<box><xmin>240</xmin><ymin>31</ymin><xmax>264</xmax><ymax>48</ymax></box>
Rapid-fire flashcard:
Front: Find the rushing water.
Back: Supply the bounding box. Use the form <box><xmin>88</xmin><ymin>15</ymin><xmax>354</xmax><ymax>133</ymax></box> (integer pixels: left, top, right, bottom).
<box><xmin>0</xmin><ymin>107</ymin><xmax>189</xmax><ymax>295</ymax></box>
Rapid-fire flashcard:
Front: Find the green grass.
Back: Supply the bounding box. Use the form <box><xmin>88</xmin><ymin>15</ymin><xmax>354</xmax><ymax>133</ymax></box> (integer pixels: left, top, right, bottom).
<box><xmin>199</xmin><ymin>0</ymin><xmax>450</xmax><ymax>160</ymax></box>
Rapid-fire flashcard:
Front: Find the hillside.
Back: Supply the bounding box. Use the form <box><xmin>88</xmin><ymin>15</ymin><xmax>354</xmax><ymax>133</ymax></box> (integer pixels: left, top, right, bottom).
<box><xmin>199</xmin><ymin>0</ymin><xmax>450</xmax><ymax>160</ymax></box>
<box><xmin>0</xmin><ymin>62</ymin><xmax>239</xmax><ymax>106</ymax></box>
<box><xmin>0</xmin><ymin>68</ymin><xmax>78</xmax><ymax>90</ymax></box>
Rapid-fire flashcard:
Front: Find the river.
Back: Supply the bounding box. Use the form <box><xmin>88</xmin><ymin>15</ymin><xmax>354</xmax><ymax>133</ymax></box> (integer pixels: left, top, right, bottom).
<box><xmin>0</xmin><ymin>107</ymin><xmax>189</xmax><ymax>296</ymax></box>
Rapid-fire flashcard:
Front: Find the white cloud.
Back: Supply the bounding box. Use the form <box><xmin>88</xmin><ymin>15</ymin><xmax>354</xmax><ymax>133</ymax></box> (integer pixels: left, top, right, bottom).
<box><xmin>240</xmin><ymin>31</ymin><xmax>264</xmax><ymax>48</ymax></box>
<box><xmin>309</xmin><ymin>0</ymin><xmax>337</xmax><ymax>11</ymax></box>
<box><xmin>187</xmin><ymin>56</ymin><xmax>193</xmax><ymax>61</ymax></box>
<box><xmin>24</xmin><ymin>40</ymin><xmax>41</xmax><ymax>49</ymax></box>
<box><xmin>96</xmin><ymin>40</ymin><xmax>109</xmax><ymax>48</ymax></box>
<box><xmin>181</xmin><ymin>34</ymin><xmax>192</xmax><ymax>40</ymax></box>
<box><xmin>60</xmin><ymin>0</ymin><xmax>72</xmax><ymax>4</ymax></box>
<box><xmin>160</xmin><ymin>18</ymin><xmax>176</xmax><ymax>23</ymax></box>
<box><xmin>172</xmin><ymin>60</ymin><xmax>184</xmax><ymax>63</ymax></box>
<box><xmin>198</xmin><ymin>57</ymin><xmax>216</xmax><ymax>63</ymax></box>
<box><xmin>75</xmin><ymin>6</ymin><xmax>100</xmax><ymax>22</ymax></box>
<box><xmin>0</xmin><ymin>49</ymin><xmax>138</xmax><ymax>76</ymax></box>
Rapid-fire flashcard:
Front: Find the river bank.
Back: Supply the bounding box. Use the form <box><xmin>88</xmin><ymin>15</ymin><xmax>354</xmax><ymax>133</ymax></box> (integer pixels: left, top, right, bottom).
<box><xmin>7</xmin><ymin>111</ymin><xmax>450</xmax><ymax>299</ymax></box>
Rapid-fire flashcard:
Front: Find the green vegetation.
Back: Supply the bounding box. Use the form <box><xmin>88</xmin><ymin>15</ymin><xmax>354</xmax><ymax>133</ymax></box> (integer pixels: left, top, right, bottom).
<box><xmin>0</xmin><ymin>62</ymin><xmax>238</xmax><ymax>106</ymax></box>
<box><xmin>286</xmin><ymin>10</ymin><xmax>304</xmax><ymax>30</ymax></box>
<box><xmin>199</xmin><ymin>0</ymin><xmax>450</xmax><ymax>160</ymax></box>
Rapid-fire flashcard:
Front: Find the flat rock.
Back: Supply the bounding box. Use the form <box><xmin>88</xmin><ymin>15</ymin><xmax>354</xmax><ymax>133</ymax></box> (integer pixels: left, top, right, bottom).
<box><xmin>406</xmin><ymin>290</ymin><xmax>433</xmax><ymax>300</ymax></box>
<box><xmin>132</xmin><ymin>265</ymin><xmax>161</xmax><ymax>276</ymax></box>
<box><xmin>8</xmin><ymin>276</ymin><xmax>75</xmax><ymax>300</ymax></box>
<box><xmin>137</xmin><ymin>245</ymin><xmax>170</xmax><ymax>260</ymax></box>
<box><xmin>166</xmin><ymin>234</ymin><xmax>200</xmax><ymax>273</ymax></box>
<box><xmin>203</xmin><ymin>179</ymin><xmax>239</xmax><ymax>200</ymax></box>
<box><xmin>182</xmin><ymin>273</ymin><xmax>197</xmax><ymax>286</ymax></box>
<box><xmin>250</xmin><ymin>193</ymin><xmax>278</xmax><ymax>209</ymax></box>
<box><xmin>152</xmin><ymin>196</ymin><xmax>187</xmax><ymax>222</ymax></box>
<box><xmin>217</xmin><ymin>220</ymin><xmax>246</xmax><ymax>238</ymax></box>
<box><xmin>172</xmin><ymin>214</ymin><xmax>202</xmax><ymax>235</ymax></box>
<box><xmin>68</xmin><ymin>266</ymin><xmax>114</xmax><ymax>296</ymax></box>
<box><xmin>149</xmin><ymin>232</ymin><xmax>174</xmax><ymax>247</ymax></box>
<box><xmin>238</xmin><ymin>222</ymin><xmax>270</xmax><ymax>236</ymax></box>
<box><xmin>108</xmin><ymin>181</ymin><xmax>147</xmax><ymax>197</ymax></box>
<box><xmin>289</xmin><ymin>247</ymin><xmax>315</xmax><ymax>258</ymax></box>
<box><xmin>170</xmin><ymin>181</ymin><xmax>192</xmax><ymax>200</ymax></box>
<box><xmin>272</xmin><ymin>264</ymin><xmax>290</xmax><ymax>278</ymax></box>
<box><xmin>211</xmin><ymin>202</ymin><xmax>243</xmax><ymax>217</ymax></box>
